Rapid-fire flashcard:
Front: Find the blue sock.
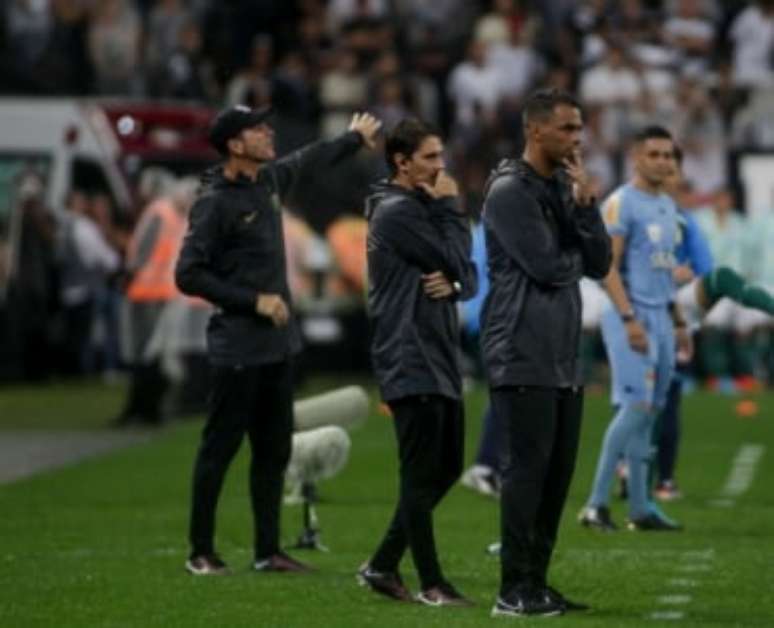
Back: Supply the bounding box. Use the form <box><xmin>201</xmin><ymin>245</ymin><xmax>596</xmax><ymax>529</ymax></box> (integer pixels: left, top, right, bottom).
<box><xmin>626</xmin><ymin>410</ymin><xmax>658</xmax><ymax>519</ymax></box>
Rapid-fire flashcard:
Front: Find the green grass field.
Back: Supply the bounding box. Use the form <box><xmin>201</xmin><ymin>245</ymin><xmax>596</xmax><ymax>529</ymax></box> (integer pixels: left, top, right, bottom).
<box><xmin>0</xmin><ymin>380</ymin><xmax>772</xmax><ymax>627</ymax></box>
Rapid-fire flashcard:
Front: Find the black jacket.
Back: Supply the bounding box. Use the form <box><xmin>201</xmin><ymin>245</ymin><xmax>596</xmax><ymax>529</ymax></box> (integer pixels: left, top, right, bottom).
<box><xmin>365</xmin><ymin>181</ymin><xmax>477</xmax><ymax>402</ymax></box>
<box><xmin>175</xmin><ymin>131</ymin><xmax>364</xmax><ymax>366</ymax></box>
<box><xmin>481</xmin><ymin>159</ymin><xmax>611</xmax><ymax>388</ymax></box>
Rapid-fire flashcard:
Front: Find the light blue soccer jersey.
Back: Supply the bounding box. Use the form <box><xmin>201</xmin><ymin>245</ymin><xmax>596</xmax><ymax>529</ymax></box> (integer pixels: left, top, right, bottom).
<box><xmin>601</xmin><ymin>184</ymin><xmax>680</xmax><ymax>307</ymax></box>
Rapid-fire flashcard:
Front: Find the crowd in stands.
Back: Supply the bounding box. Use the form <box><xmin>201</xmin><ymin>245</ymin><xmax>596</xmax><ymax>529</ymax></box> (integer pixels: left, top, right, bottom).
<box><xmin>1</xmin><ymin>0</ymin><xmax>773</xmax><ymax>392</ymax></box>
<box><xmin>3</xmin><ymin>1</ymin><xmax>774</xmax><ymax>194</ymax></box>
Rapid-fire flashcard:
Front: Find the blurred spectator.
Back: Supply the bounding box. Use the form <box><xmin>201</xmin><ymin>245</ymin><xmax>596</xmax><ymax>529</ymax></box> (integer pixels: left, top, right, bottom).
<box><xmin>487</xmin><ymin>19</ymin><xmax>545</xmax><ymax>104</ymax></box>
<box><xmin>582</xmin><ymin>105</ymin><xmax>618</xmax><ymax>196</ymax></box>
<box><xmin>138</xmin><ymin>178</ymin><xmax>209</xmax><ymax>417</ymax></box>
<box><xmin>731</xmin><ymin>87</ymin><xmax>774</xmax><ymax>148</ymax></box>
<box><xmin>474</xmin><ymin>0</ymin><xmax>538</xmax><ymax>47</ymax></box>
<box><xmin>744</xmin><ymin>206</ymin><xmax>774</xmax><ymax>382</ymax></box>
<box><xmin>153</xmin><ymin>17</ymin><xmax>217</xmax><ymax>102</ymax></box>
<box><xmin>34</xmin><ymin>0</ymin><xmax>92</xmax><ymax>95</ymax></box>
<box><xmin>338</xmin><ymin>12</ymin><xmax>394</xmax><ymax>66</ymax></box>
<box><xmin>6</xmin><ymin>170</ymin><xmax>58</xmax><ymax>381</ymax></box>
<box><xmin>272</xmin><ymin>50</ymin><xmax>318</xmax><ymax>123</ymax></box>
<box><xmin>370</xmin><ymin>76</ymin><xmax>411</xmax><ymax>132</ymax></box>
<box><xmin>1</xmin><ymin>0</ymin><xmax>52</xmax><ymax>92</ymax></box>
<box><xmin>319</xmin><ymin>48</ymin><xmax>367</xmax><ymax>138</ymax></box>
<box><xmin>580</xmin><ymin>44</ymin><xmax>642</xmax><ymax>108</ymax></box>
<box><xmin>115</xmin><ymin>179</ymin><xmax>190</xmax><ymax>426</ymax></box>
<box><xmin>608</xmin><ymin>0</ymin><xmax>662</xmax><ymax>45</ymax></box>
<box><xmin>295</xmin><ymin>12</ymin><xmax>334</xmax><ymax>79</ymax></box>
<box><xmin>88</xmin><ymin>193</ymin><xmax>124</xmax><ymax>379</ymax></box>
<box><xmin>447</xmin><ymin>39</ymin><xmax>500</xmax><ymax>130</ymax></box>
<box><xmin>694</xmin><ymin>189</ymin><xmax>753</xmax><ymax>386</ymax></box>
<box><xmin>395</xmin><ymin>0</ymin><xmax>473</xmax><ymax>50</ymax></box>
<box><xmin>145</xmin><ymin>0</ymin><xmax>191</xmax><ymax>77</ymax></box>
<box><xmin>663</xmin><ymin>0</ymin><xmax>716</xmax><ymax>73</ymax></box>
<box><xmin>136</xmin><ymin>167</ymin><xmax>176</xmax><ymax>210</ymax></box>
<box><xmin>369</xmin><ymin>49</ymin><xmax>437</xmax><ymax>126</ymax></box>
<box><xmin>626</xmin><ymin>86</ymin><xmax>678</xmax><ymax>140</ymax></box>
<box><xmin>673</xmin><ymin>76</ymin><xmax>727</xmax><ymax>194</ymax></box>
<box><xmin>565</xmin><ymin>0</ymin><xmax>608</xmax><ymax>67</ymax></box>
<box><xmin>57</xmin><ymin>189</ymin><xmax>120</xmax><ymax>375</ymax></box>
<box><xmin>225</xmin><ymin>34</ymin><xmax>274</xmax><ymax>108</ymax></box>
<box><xmin>327</xmin><ymin>0</ymin><xmax>389</xmax><ymax>35</ymax></box>
<box><xmin>87</xmin><ymin>0</ymin><xmax>142</xmax><ymax>95</ymax></box>
<box><xmin>727</xmin><ymin>0</ymin><xmax>774</xmax><ymax>88</ymax></box>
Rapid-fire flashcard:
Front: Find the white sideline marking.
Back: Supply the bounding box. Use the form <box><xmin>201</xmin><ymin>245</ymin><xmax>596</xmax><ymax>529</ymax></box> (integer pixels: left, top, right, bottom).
<box><xmin>650</xmin><ymin>611</ymin><xmax>685</xmax><ymax>620</ymax></box>
<box><xmin>681</xmin><ymin>550</ymin><xmax>714</xmax><ymax>561</ymax></box>
<box><xmin>647</xmin><ymin>549</ymin><xmax>715</xmax><ymax>620</ymax></box>
<box><xmin>722</xmin><ymin>444</ymin><xmax>765</xmax><ymax>495</ymax></box>
<box><xmin>657</xmin><ymin>595</ymin><xmax>692</xmax><ymax>605</ymax></box>
<box><xmin>668</xmin><ymin>579</ymin><xmax>699</xmax><ymax>588</ymax></box>
<box><xmin>676</xmin><ymin>564</ymin><xmax>711</xmax><ymax>573</ymax></box>
<box><xmin>711</xmin><ymin>444</ymin><xmax>765</xmax><ymax>507</ymax></box>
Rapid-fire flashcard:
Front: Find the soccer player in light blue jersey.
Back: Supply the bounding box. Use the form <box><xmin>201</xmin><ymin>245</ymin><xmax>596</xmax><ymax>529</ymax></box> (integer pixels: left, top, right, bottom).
<box><xmin>578</xmin><ymin>126</ymin><xmax>692</xmax><ymax>532</ymax></box>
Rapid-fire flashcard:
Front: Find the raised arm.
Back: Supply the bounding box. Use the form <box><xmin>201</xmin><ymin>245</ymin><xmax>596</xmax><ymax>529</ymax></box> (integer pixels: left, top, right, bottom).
<box><xmin>271</xmin><ymin>113</ymin><xmax>381</xmax><ymax>198</ymax></box>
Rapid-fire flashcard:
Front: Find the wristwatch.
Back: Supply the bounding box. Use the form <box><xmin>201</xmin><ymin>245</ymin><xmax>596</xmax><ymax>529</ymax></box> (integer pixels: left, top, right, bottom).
<box><xmin>452</xmin><ymin>281</ymin><xmax>462</xmax><ymax>295</ymax></box>
<box><xmin>621</xmin><ymin>311</ymin><xmax>636</xmax><ymax>323</ymax></box>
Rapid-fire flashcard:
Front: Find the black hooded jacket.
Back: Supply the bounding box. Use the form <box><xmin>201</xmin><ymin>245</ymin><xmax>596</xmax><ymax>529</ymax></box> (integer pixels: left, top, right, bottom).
<box><xmin>365</xmin><ymin>181</ymin><xmax>477</xmax><ymax>402</ymax></box>
<box><xmin>175</xmin><ymin>131</ymin><xmax>363</xmax><ymax>366</ymax></box>
<box><xmin>481</xmin><ymin>158</ymin><xmax>611</xmax><ymax>388</ymax></box>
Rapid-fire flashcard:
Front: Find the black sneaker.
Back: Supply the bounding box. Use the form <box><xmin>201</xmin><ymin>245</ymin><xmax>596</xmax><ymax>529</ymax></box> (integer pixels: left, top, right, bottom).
<box><xmin>185</xmin><ymin>554</ymin><xmax>230</xmax><ymax>575</ymax></box>
<box><xmin>491</xmin><ymin>586</ymin><xmax>564</xmax><ymax>617</ymax></box>
<box><xmin>357</xmin><ymin>563</ymin><xmax>413</xmax><ymax>602</ymax></box>
<box><xmin>416</xmin><ymin>581</ymin><xmax>473</xmax><ymax>607</ymax></box>
<box><xmin>578</xmin><ymin>505</ymin><xmax>618</xmax><ymax>532</ymax></box>
<box><xmin>627</xmin><ymin>513</ymin><xmax>683</xmax><ymax>531</ymax></box>
<box><xmin>543</xmin><ymin>586</ymin><xmax>590</xmax><ymax>612</ymax></box>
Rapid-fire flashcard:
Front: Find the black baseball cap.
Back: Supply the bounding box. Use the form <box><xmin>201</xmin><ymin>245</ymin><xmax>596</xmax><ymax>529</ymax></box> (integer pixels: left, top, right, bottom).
<box><xmin>209</xmin><ymin>105</ymin><xmax>273</xmax><ymax>156</ymax></box>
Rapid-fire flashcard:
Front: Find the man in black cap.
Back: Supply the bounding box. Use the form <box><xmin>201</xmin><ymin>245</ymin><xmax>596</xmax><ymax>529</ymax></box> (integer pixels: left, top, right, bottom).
<box><xmin>176</xmin><ymin>105</ymin><xmax>381</xmax><ymax>575</ymax></box>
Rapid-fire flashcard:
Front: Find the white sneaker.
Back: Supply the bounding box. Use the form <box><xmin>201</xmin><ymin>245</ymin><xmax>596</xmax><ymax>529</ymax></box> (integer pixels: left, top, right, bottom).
<box><xmin>460</xmin><ymin>465</ymin><xmax>500</xmax><ymax>498</ymax></box>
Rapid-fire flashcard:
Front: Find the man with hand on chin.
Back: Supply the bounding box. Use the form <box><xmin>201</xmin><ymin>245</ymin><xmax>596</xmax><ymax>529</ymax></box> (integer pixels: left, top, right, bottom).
<box><xmin>359</xmin><ymin>118</ymin><xmax>477</xmax><ymax>607</ymax></box>
<box><xmin>481</xmin><ymin>89</ymin><xmax>611</xmax><ymax>618</ymax></box>
<box><xmin>176</xmin><ymin>105</ymin><xmax>381</xmax><ymax>576</ymax></box>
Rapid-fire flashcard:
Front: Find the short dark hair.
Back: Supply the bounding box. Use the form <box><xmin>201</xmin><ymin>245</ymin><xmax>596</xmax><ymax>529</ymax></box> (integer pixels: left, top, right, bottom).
<box><xmin>522</xmin><ymin>88</ymin><xmax>582</xmax><ymax>127</ymax></box>
<box><xmin>384</xmin><ymin>118</ymin><xmax>440</xmax><ymax>175</ymax></box>
<box><xmin>632</xmin><ymin>125</ymin><xmax>673</xmax><ymax>144</ymax></box>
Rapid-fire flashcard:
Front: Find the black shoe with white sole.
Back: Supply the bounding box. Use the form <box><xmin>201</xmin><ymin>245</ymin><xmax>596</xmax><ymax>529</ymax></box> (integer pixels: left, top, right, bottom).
<box><xmin>416</xmin><ymin>581</ymin><xmax>473</xmax><ymax>607</ymax></box>
<box><xmin>185</xmin><ymin>554</ymin><xmax>230</xmax><ymax>576</ymax></box>
<box><xmin>491</xmin><ymin>586</ymin><xmax>564</xmax><ymax>618</ymax></box>
<box><xmin>356</xmin><ymin>563</ymin><xmax>413</xmax><ymax>602</ymax></box>
<box><xmin>578</xmin><ymin>505</ymin><xmax>618</xmax><ymax>532</ymax></box>
<box><xmin>627</xmin><ymin>513</ymin><xmax>682</xmax><ymax>531</ymax></box>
